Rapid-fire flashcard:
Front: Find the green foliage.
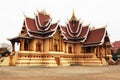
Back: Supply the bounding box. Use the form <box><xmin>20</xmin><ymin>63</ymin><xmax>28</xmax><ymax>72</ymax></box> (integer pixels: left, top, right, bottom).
<box><xmin>112</xmin><ymin>48</ymin><xmax>120</xmax><ymax>61</ymax></box>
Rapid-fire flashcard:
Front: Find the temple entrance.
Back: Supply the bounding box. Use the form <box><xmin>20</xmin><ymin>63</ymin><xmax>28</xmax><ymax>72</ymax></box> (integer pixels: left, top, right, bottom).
<box><xmin>55</xmin><ymin>57</ymin><xmax>60</xmax><ymax>65</ymax></box>
<box><xmin>54</xmin><ymin>38</ymin><xmax>60</xmax><ymax>51</ymax></box>
<box><xmin>36</xmin><ymin>42</ymin><xmax>41</xmax><ymax>52</ymax></box>
<box><xmin>54</xmin><ymin>45</ymin><xmax>57</xmax><ymax>51</ymax></box>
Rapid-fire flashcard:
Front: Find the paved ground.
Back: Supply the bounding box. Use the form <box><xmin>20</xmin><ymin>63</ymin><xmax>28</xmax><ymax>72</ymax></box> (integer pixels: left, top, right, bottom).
<box><xmin>0</xmin><ymin>65</ymin><xmax>120</xmax><ymax>80</ymax></box>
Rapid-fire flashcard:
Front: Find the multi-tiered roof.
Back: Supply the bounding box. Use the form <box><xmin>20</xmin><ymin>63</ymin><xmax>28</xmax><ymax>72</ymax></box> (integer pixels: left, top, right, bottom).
<box><xmin>60</xmin><ymin>11</ymin><xmax>89</xmax><ymax>43</ymax></box>
<box><xmin>25</xmin><ymin>10</ymin><xmax>59</xmax><ymax>39</ymax></box>
<box><xmin>9</xmin><ymin>10</ymin><xmax>110</xmax><ymax>47</ymax></box>
<box><xmin>60</xmin><ymin>11</ymin><xmax>110</xmax><ymax>47</ymax></box>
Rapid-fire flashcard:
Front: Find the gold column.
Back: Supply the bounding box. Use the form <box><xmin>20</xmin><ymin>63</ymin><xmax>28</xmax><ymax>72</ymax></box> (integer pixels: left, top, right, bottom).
<box><xmin>43</xmin><ymin>40</ymin><xmax>44</xmax><ymax>52</ymax></box>
<box><xmin>59</xmin><ymin>39</ymin><xmax>61</xmax><ymax>52</ymax></box>
<box><xmin>73</xmin><ymin>44</ymin><xmax>75</xmax><ymax>54</ymax></box>
<box><xmin>51</xmin><ymin>38</ymin><xmax>53</xmax><ymax>51</ymax></box>
<box><xmin>60</xmin><ymin>39</ymin><xmax>61</xmax><ymax>52</ymax></box>
<box><xmin>109</xmin><ymin>46</ymin><xmax>111</xmax><ymax>55</ymax></box>
<box><xmin>65</xmin><ymin>42</ymin><xmax>66</xmax><ymax>53</ymax></box>
<box><xmin>99</xmin><ymin>46</ymin><xmax>102</xmax><ymax>64</ymax></box>
<box><xmin>105</xmin><ymin>45</ymin><xmax>107</xmax><ymax>58</ymax></box>
<box><xmin>97</xmin><ymin>46</ymin><xmax>100</xmax><ymax>57</ymax></box>
<box><xmin>61</xmin><ymin>38</ymin><xmax>63</xmax><ymax>52</ymax></box>
<box><xmin>94</xmin><ymin>47</ymin><xmax>96</xmax><ymax>54</ymax></box>
<box><xmin>9</xmin><ymin>55</ymin><xmax>13</xmax><ymax>66</ymax></box>
<box><xmin>49</xmin><ymin>38</ymin><xmax>51</xmax><ymax>51</ymax></box>
<box><xmin>11</xmin><ymin>41</ymin><xmax>15</xmax><ymax>52</ymax></box>
<box><xmin>49</xmin><ymin>38</ymin><xmax>53</xmax><ymax>51</ymax></box>
<box><xmin>20</xmin><ymin>39</ymin><xmax>24</xmax><ymax>51</ymax></box>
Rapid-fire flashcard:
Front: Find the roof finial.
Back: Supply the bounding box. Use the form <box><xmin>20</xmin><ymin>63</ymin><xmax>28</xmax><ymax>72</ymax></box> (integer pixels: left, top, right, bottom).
<box><xmin>91</xmin><ymin>26</ymin><xmax>95</xmax><ymax>30</ymax></box>
<box><xmin>73</xmin><ymin>9</ymin><xmax>75</xmax><ymax>16</ymax></box>
<box><xmin>70</xmin><ymin>9</ymin><xmax>77</xmax><ymax>21</ymax></box>
<box><xmin>36</xmin><ymin>9</ymin><xmax>40</xmax><ymax>14</ymax></box>
<box><xmin>105</xmin><ymin>24</ymin><xmax>107</xmax><ymax>28</ymax></box>
<box><xmin>34</xmin><ymin>12</ymin><xmax>37</xmax><ymax>16</ymax></box>
<box><xmin>58</xmin><ymin>18</ymin><xmax>60</xmax><ymax>23</ymax></box>
<box><xmin>40</xmin><ymin>9</ymin><xmax>47</xmax><ymax>15</ymax></box>
<box><xmin>23</xmin><ymin>12</ymin><xmax>26</xmax><ymax>17</ymax></box>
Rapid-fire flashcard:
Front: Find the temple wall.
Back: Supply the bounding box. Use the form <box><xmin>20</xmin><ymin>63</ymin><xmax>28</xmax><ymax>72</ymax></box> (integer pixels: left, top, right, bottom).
<box><xmin>30</xmin><ymin>39</ymin><xmax>43</xmax><ymax>51</ymax></box>
<box><xmin>66</xmin><ymin>43</ymin><xmax>68</xmax><ymax>53</ymax></box>
<box><xmin>11</xmin><ymin>51</ymin><xmax>102</xmax><ymax>66</ymax></box>
<box><xmin>20</xmin><ymin>39</ymin><xmax>24</xmax><ymax>51</ymax></box>
<box><xmin>65</xmin><ymin>43</ymin><xmax>68</xmax><ymax>53</ymax></box>
<box><xmin>29</xmin><ymin>40</ymin><xmax>35</xmax><ymax>51</ymax></box>
<box><xmin>43</xmin><ymin>39</ymin><xmax>49</xmax><ymax>52</ymax></box>
<box><xmin>107</xmin><ymin>47</ymin><xmax>111</xmax><ymax>55</ymax></box>
<box><xmin>65</xmin><ymin>43</ymin><xmax>83</xmax><ymax>54</ymax></box>
<box><xmin>49</xmin><ymin>38</ymin><xmax>53</xmax><ymax>51</ymax></box>
<box><xmin>62</xmin><ymin>42</ymin><xmax>66</xmax><ymax>53</ymax></box>
<box><xmin>65</xmin><ymin>43</ymin><xmax>74</xmax><ymax>53</ymax></box>
<box><xmin>74</xmin><ymin>44</ymin><xmax>81</xmax><ymax>54</ymax></box>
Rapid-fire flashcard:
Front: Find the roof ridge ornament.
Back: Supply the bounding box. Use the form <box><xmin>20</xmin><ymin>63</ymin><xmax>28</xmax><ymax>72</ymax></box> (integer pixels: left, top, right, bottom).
<box><xmin>34</xmin><ymin>12</ymin><xmax>37</xmax><ymax>16</ymax></box>
<box><xmin>23</xmin><ymin>12</ymin><xmax>26</xmax><ymax>17</ymax></box>
<box><xmin>91</xmin><ymin>26</ymin><xmax>95</xmax><ymax>30</ymax></box>
<box><xmin>105</xmin><ymin>24</ymin><xmax>107</xmax><ymax>28</ymax></box>
<box><xmin>23</xmin><ymin>12</ymin><xmax>31</xmax><ymax>18</ymax></box>
<box><xmin>57</xmin><ymin>19</ymin><xmax>60</xmax><ymax>23</ymax></box>
<box><xmin>40</xmin><ymin>9</ymin><xmax>47</xmax><ymax>15</ymax></box>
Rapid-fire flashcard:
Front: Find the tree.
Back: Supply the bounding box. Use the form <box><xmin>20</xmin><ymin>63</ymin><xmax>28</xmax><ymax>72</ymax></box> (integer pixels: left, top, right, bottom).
<box><xmin>0</xmin><ymin>43</ymin><xmax>11</xmax><ymax>51</ymax></box>
<box><xmin>0</xmin><ymin>43</ymin><xmax>11</xmax><ymax>57</ymax></box>
<box><xmin>112</xmin><ymin>48</ymin><xmax>120</xmax><ymax>61</ymax></box>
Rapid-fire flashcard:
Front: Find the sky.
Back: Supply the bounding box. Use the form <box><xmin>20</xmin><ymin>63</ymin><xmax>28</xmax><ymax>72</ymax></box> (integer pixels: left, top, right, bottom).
<box><xmin>0</xmin><ymin>0</ymin><xmax>120</xmax><ymax>44</ymax></box>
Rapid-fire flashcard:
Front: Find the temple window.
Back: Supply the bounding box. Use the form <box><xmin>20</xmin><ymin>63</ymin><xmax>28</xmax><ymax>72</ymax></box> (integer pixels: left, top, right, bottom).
<box><xmin>36</xmin><ymin>42</ymin><xmax>41</xmax><ymax>52</ymax></box>
<box><xmin>68</xmin><ymin>46</ymin><xmax>72</xmax><ymax>53</ymax></box>
<box><xmin>54</xmin><ymin>39</ymin><xmax>59</xmax><ymax>51</ymax></box>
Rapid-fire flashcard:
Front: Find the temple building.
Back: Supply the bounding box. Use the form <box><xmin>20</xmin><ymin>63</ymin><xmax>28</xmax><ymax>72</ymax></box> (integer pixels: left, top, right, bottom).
<box><xmin>8</xmin><ymin>10</ymin><xmax>112</xmax><ymax>66</ymax></box>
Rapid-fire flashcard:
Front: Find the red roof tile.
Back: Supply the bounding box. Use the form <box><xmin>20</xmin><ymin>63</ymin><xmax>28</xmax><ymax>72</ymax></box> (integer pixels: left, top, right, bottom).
<box><xmin>68</xmin><ymin>21</ymin><xmax>79</xmax><ymax>33</ymax></box>
<box><xmin>84</xmin><ymin>28</ymin><xmax>106</xmax><ymax>44</ymax></box>
<box><xmin>113</xmin><ymin>41</ymin><xmax>120</xmax><ymax>48</ymax></box>
<box><xmin>61</xmin><ymin>26</ymin><xmax>66</xmax><ymax>32</ymax></box>
<box><xmin>25</xmin><ymin>18</ymin><xmax>38</xmax><ymax>31</ymax></box>
<box><xmin>38</xmin><ymin>13</ymin><xmax>50</xmax><ymax>26</ymax></box>
<box><xmin>50</xmin><ymin>23</ymin><xmax>58</xmax><ymax>30</ymax></box>
<box><xmin>28</xmin><ymin>31</ymin><xmax>54</xmax><ymax>39</ymax></box>
<box><xmin>25</xmin><ymin>12</ymin><xmax>58</xmax><ymax>39</ymax></box>
<box><xmin>79</xmin><ymin>26</ymin><xmax>89</xmax><ymax>38</ymax></box>
<box><xmin>60</xmin><ymin>20</ymin><xmax>89</xmax><ymax>43</ymax></box>
<box><xmin>112</xmin><ymin>41</ymin><xmax>120</xmax><ymax>53</ymax></box>
<box><xmin>21</xmin><ymin>11</ymin><xmax>111</xmax><ymax>45</ymax></box>
<box><xmin>61</xmin><ymin>26</ymin><xmax>70</xmax><ymax>38</ymax></box>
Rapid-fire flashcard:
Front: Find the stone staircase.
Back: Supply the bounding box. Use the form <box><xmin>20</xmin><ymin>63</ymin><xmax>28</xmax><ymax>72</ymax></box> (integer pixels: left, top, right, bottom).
<box><xmin>63</xmin><ymin>53</ymin><xmax>102</xmax><ymax>66</ymax></box>
<box><xmin>0</xmin><ymin>57</ymin><xmax>10</xmax><ymax>66</ymax></box>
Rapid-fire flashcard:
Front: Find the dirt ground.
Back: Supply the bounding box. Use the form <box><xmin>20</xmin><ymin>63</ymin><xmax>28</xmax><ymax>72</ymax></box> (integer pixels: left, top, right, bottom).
<box><xmin>0</xmin><ymin>65</ymin><xmax>120</xmax><ymax>80</ymax></box>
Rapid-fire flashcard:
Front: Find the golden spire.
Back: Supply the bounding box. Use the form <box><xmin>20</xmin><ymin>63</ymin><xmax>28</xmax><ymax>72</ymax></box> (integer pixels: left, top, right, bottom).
<box><xmin>70</xmin><ymin>10</ymin><xmax>77</xmax><ymax>21</ymax></box>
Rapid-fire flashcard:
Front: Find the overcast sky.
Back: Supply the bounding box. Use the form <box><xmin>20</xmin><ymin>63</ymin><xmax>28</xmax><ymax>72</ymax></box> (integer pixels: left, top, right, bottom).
<box><xmin>0</xmin><ymin>0</ymin><xmax>120</xmax><ymax>44</ymax></box>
